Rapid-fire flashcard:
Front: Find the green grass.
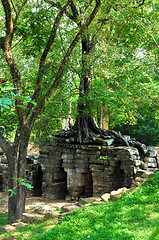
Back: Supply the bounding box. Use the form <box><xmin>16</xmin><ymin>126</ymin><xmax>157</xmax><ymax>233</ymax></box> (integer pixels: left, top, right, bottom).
<box><xmin>0</xmin><ymin>212</ymin><xmax>8</xmax><ymax>226</ymax></box>
<box><xmin>0</xmin><ymin>172</ymin><xmax>159</xmax><ymax>240</ymax></box>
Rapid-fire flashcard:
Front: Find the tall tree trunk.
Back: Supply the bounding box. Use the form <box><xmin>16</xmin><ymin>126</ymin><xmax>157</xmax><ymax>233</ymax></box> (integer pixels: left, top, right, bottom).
<box><xmin>6</xmin><ymin>124</ymin><xmax>31</xmax><ymax>224</ymax></box>
<box><xmin>56</xmin><ymin>35</ymin><xmax>129</xmax><ymax>146</ymax></box>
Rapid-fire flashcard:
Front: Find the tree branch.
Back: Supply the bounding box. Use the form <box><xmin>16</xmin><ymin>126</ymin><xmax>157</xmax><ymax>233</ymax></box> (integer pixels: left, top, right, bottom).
<box><xmin>10</xmin><ymin>0</ymin><xmax>17</xmax><ymax>16</ymax></box>
<box><xmin>1</xmin><ymin>0</ymin><xmax>26</xmax><ymax>120</ymax></box>
<box><xmin>1</xmin><ymin>0</ymin><xmax>14</xmax><ymax>46</ymax></box>
<box><xmin>133</xmin><ymin>0</ymin><xmax>145</xmax><ymax>8</ymax></box>
<box><xmin>26</xmin><ymin>1</ymin><xmax>69</xmax><ymax>117</ymax></box>
<box><xmin>45</xmin><ymin>0</ymin><xmax>76</xmax><ymax>21</ymax></box>
<box><xmin>14</xmin><ymin>0</ymin><xmax>28</xmax><ymax>26</ymax></box>
<box><xmin>30</xmin><ymin>0</ymin><xmax>101</xmax><ymax>122</ymax></box>
<box><xmin>135</xmin><ymin>19</ymin><xmax>159</xmax><ymax>49</ymax></box>
<box><xmin>69</xmin><ymin>0</ymin><xmax>79</xmax><ymax>21</ymax></box>
<box><xmin>85</xmin><ymin>0</ymin><xmax>93</xmax><ymax>13</ymax></box>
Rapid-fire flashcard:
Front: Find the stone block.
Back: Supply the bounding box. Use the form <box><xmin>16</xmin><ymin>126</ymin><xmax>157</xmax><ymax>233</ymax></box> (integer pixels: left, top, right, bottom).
<box><xmin>147</xmin><ymin>150</ymin><xmax>157</xmax><ymax>157</ymax></box>
<box><xmin>0</xmin><ymin>225</ymin><xmax>15</xmax><ymax>233</ymax></box>
<box><xmin>135</xmin><ymin>177</ymin><xmax>145</xmax><ymax>182</ymax></box>
<box><xmin>79</xmin><ymin>197</ymin><xmax>101</xmax><ymax>205</ymax></box>
<box><xmin>148</xmin><ymin>162</ymin><xmax>157</xmax><ymax>168</ymax></box>
<box><xmin>101</xmin><ymin>193</ymin><xmax>111</xmax><ymax>202</ymax></box>
<box><xmin>12</xmin><ymin>222</ymin><xmax>26</xmax><ymax>228</ymax></box>
<box><xmin>147</xmin><ymin>168</ymin><xmax>157</xmax><ymax>172</ymax></box>
<box><xmin>61</xmin><ymin>203</ymin><xmax>81</xmax><ymax>213</ymax></box>
<box><xmin>148</xmin><ymin>158</ymin><xmax>157</xmax><ymax>163</ymax></box>
<box><xmin>90</xmin><ymin>164</ymin><xmax>105</xmax><ymax>171</ymax></box>
<box><xmin>136</xmin><ymin>169</ymin><xmax>147</xmax><ymax>177</ymax></box>
<box><xmin>34</xmin><ymin>205</ymin><xmax>58</xmax><ymax>216</ymax></box>
<box><xmin>133</xmin><ymin>160</ymin><xmax>141</xmax><ymax>166</ymax></box>
<box><xmin>61</xmin><ymin>154</ymin><xmax>74</xmax><ymax>160</ymax></box>
<box><xmin>74</xmin><ymin>163</ymin><xmax>88</xmax><ymax>169</ymax></box>
<box><xmin>141</xmin><ymin>171</ymin><xmax>154</xmax><ymax>178</ymax></box>
<box><xmin>140</xmin><ymin>162</ymin><xmax>148</xmax><ymax>170</ymax></box>
<box><xmin>62</xmin><ymin>163</ymin><xmax>75</xmax><ymax>168</ymax></box>
<box><xmin>22</xmin><ymin>213</ymin><xmax>44</xmax><ymax>223</ymax></box>
<box><xmin>110</xmin><ymin>187</ymin><xmax>128</xmax><ymax>200</ymax></box>
<box><xmin>89</xmin><ymin>158</ymin><xmax>103</xmax><ymax>164</ymax></box>
<box><xmin>144</xmin><ymin>157</ymin><xmax>150</xmax><ymax>163</ymax></box>
<box><xmin>88</xmin><ymin>145</ymin><xmax>102</xmax><ymax>150</ymax></box>
<box><xmin>74</xmin><ymin>158</ymin><xmax>88</xmax><ymax>163</ymax></box>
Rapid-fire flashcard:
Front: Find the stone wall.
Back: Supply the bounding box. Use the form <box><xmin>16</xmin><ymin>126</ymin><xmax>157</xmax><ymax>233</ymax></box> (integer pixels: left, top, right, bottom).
<box><xmin>0</xmin><ymin>144</ymin><xmax>158</xmax><ymax>199</ymax></box>
<box><xmin>39</xmin><ymin>142</ymin><xmax>159</xmax><ymax>200</ymax></box>
<box><xmin>0</xmin><ymin>155</ymin><xmax>43</xmax><ymax>196</ymax></box>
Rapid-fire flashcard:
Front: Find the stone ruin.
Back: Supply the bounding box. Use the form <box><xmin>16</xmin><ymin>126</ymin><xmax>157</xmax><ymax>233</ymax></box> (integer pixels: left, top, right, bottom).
<box><xmin>39</xmin><ymin>140</ymin><xmax>159</xmax><ymax>200</ymax></box>
<box><xmin>0</xmin><ymin>153</ymin><xmax>43</xmax><ymax>197</ymax></box>
<box><xmin>0</xmin><ymin>138</ymin><xmax>159</xmax><ymax>200</ymax></box>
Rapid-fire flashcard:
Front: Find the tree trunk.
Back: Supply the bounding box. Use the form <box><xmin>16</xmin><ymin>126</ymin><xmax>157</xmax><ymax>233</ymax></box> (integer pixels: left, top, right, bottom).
<box><xmin>56</xmin><ymin>35</ymin><xmax>129</xmax><ymax>146</ymax></box>
<box><xmin>6</xmin><ymin>124</ymin><xmax>31</xmax><ymax>224</ymax></box>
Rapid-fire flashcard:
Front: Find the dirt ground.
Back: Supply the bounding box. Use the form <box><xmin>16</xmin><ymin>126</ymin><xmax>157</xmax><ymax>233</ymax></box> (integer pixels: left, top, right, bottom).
<box><xmin>0</xmin><ymin>192</ymin><xmax>70</xmax><ymax>215</ymax></box>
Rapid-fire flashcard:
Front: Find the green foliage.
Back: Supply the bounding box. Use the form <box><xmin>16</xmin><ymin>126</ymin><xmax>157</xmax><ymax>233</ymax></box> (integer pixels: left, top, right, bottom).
<box><xmin>114</xmin><ymin>107</ymin><xmax>159</xmax><ymax>145</ymax></box>
<box><xmin>8</xmin><ymin>189</ymin><xmax>16</xmax><ymax>197</ymax></box>
<box><xmin>149</xmin><ymin>227</ymin><xmax>159</xmax><ymax>240</ymax></box>
<box><xmin>13</xmin><ymin>178</ymin><xmax>34</xmax><ymax>191</ymax></box>
<box><xmin>8</xmin><ymin>178</ymin><xmax>33</xmax><ymax>197</ymax></box>
<box><xmin>0</xmin><ymin>86</ymin><xmax>15</xmax><ymax>112</ymax></box>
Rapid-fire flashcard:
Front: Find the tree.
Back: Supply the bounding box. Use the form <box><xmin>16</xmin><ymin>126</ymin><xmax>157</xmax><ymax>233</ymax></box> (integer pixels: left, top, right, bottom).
<box><xmin>0</xmin><ymin>0</ymin><xmax>101</xmax><ymax>224</ymax></box>
<box><xmin>55</xmin><ymin>0</ymin><xmax>153</xmax><ymax>145</ymax></box>
<box><xmin>94</xmin><ymin>0</ymin><xmax>159</xmax><ymax>129</ymax></box>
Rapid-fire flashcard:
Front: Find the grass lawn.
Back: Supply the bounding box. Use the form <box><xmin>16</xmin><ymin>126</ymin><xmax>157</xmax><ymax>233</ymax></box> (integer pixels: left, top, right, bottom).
<box><xmin>0</xmin><ymin>172</ymin><xmax>159</xmax><ymax>240</ymax></box>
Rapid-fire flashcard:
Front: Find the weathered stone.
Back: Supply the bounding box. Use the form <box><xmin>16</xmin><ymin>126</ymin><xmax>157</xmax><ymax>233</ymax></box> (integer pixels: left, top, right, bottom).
<box><xmin>148</xmin><ymin>162</ymin><xmax>157</xmax><ymax>168</ymax></box>
<box><xmin>79</xmin><ymin>197</ymin><xmax>101</xmax><ymax>205</ymax></box>
<box><xmin>101</xmin><ymin>193</ymin><xmax>111</xmax><ymax>202</ymax></box>
<box><xmin>74</xmin><ymin>163</ymin><xmax>89</xmax><ymax>169</ymax></box>
<box><xmin>22</xmin><ymin>213</ymin><xmax>44</xmax><ymax>223</ymax></box>
<box><xmin>136</xmin><ymin>169</ymin><xmax>147</xmax><ymax>177</ymax></box>
<box><xmin>140</xmin><ymin>162</ymin><xmax>148</xmax><ymax>170</ymax></box>
<box><xmin>141</xmin><ymin>171</ymin><xmax>154</xmax><ymax>178</ymax></box>
<box><xmin>89</xmin><ymin>164</ymin><xmax>105</xmax><ymax>171</ymax></box>
<box><xmin>0</xmin><ymin>225</ymin><xmax>15</xmax><ymax>232</ymax></box>
<box><xmin>60</xmin><ymin>203</ymin><xmax>81</xmax><ymax>213</ymax></box>
<box><xmin>61</xmin><ymin>154</ymin><xmax>74</xmax><ymax>160</ymax></box>
<box><xmin>147</xmin><ymin>168</ymin><xmax>157</xmax><ymax>172</ymax></box>
<box><xmin>110</xmin><ymin>187</ymin><xmax>128</xmax><ymax>200</ymax></box>
<box><xmin>135</xmin><ymin>177</ymin><xmax>145</xmax><ymax>182</ymax></box>
<box><xmin>133</xmin><ymin>160</ymin><xmax>141</xmax><ymax>166</ymax></box>
<box><xmin>44</xmin><ymin>212</ymin><xmax>59</xmax><ymax>219</ymax></box>
<box><xmin>34</xmin><ymin>205</ymin><xmax>57</xmax><ymax>214</ymax></box>
<box><xmin>89</xmin><ymin>158</ymin><xmax>104</xmax><ymax>164</ymax></box>
<box><xmin>12</xmin><ymin>222</ymin><xmax>26</xmax><ymax>228</ymax></box>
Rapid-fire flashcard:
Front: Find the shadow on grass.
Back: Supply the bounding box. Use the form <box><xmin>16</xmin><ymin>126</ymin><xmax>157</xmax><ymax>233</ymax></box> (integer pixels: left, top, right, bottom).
<box><xmin>0</xmin><ymin>218</ymin><xmax>57</xmax><ymax>240</ymax></box>
<box><xmin>0</xmin><ymin>212</ymin><xmax>8</xmax><ymax>226</ymax></box>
